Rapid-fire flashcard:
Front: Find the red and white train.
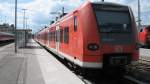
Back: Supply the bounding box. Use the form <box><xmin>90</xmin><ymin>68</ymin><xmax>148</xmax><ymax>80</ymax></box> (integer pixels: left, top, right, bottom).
<box><xmin>139</xmin><ymin>26</ymin><xmax>150</xmax><ymax>48</ymax></box>
<box><xmin>35</xmin><ymin>2</ymin><xmax>139</xmax><ymax>71</ymax></box>
<box><xmin>0</xmin><ymin>32</ymin><xmax>14</xmax><ymax>43</ymax></box>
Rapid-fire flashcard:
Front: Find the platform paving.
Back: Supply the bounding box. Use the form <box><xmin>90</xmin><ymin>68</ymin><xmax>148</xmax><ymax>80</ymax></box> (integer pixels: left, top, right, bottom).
<box><xmin>140</xmin><ymin>48</ymin><xmax>150</xmax><ymax>61</ymax></box>
<box><xmin>0</xmin><ymin>40</ymin><xmax>84</xmax><ymax>84</ymax></box>
<box><xmin>0</xmin><ymin>43</ymin><xmax>25</xmax><ymax>84</ymax></box>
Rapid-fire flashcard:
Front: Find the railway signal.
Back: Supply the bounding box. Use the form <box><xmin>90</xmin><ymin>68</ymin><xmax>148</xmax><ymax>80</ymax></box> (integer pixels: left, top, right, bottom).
<box><xmin>138</xmin><ymin>0</ymin><xmax>141</xmax><ymax>30</ymax></box>
<box><xmin>50</xmin><ymin>7</ymin><xmax>65</xmax><ymax>21</ymax></box>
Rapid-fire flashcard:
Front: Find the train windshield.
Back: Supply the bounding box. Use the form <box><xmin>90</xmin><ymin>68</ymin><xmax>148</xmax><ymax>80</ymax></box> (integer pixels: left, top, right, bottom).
<box><xmin>92</xmin><ymin>4</ymin><xmax>134</xmax><ymax>44</ymax></box>
<box><xmin>95</xmin><ymin>11</ymin><xmax>132</xmax><ymax>33</ymax></box>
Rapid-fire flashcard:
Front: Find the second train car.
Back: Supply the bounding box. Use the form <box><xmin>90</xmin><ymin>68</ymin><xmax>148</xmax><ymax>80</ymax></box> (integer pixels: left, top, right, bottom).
<box><xmin>0</xmin><ymin>32</ymin><xmax>14</xmax><ymax>43</ymax></box>
<box><xmin>139</xmin><ymin>26</ymin><xmax>150</xmax><ymax>48</ymax></box>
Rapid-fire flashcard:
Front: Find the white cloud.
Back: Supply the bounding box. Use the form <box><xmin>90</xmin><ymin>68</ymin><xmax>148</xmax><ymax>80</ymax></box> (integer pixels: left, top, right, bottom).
<box><xmin>1</xmin><ymin>0</ymin><xmax>150</xmax><ymax>33</ymax></box>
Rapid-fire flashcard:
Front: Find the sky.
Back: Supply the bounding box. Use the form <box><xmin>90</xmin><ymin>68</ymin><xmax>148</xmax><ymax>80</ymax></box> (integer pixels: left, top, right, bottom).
<box><xmin>0</xmin><ymin>0</ymin><xmax>150</xmax><ymax>33</ymax></box>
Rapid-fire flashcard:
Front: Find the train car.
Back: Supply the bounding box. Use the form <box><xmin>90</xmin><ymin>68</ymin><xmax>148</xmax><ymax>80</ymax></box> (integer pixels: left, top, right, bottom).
<box><xmin>139</xmin><ymin>26</ymin><xmax>150</xmax><ymax>48</ymax></box>
<box><xmin>0</xmin><ymin>32</ymin><xmax>14</xmax><ymax>43</ymax></box>
<box><xmin>35</xmin><ymin>1</ymin><xmax>139</xmax><ymax>73</ymax></box>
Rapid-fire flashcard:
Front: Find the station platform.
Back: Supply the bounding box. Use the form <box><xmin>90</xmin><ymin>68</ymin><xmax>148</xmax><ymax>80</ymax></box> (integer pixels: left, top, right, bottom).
<box><xmin>140</xmin><ymin>48</ymin><xmax>150</xmax><ymax>61</ymax></box>
<box><xmin>0</xmin><ymin>40</ymin><xmax>84</xmax><ymax>84</ymax></box>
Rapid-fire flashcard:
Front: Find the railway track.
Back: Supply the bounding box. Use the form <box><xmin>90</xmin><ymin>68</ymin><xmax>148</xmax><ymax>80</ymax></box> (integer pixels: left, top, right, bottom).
<box><xmin>70</xmin><ymin>59</ymin><xmax>150</xmax><ymax>84</ymax></box>
<box><xmin>126</xmin><ymin>59</ymin><xmax>150</xmax><ymax>84</ymax></box>
<box><xmin>128</xmin><ymin>59</ymin><xmax>150</xmax><ymax>72</ymax></box>
<box><xmin>77</xmin><ymin>70</ymin><xmax>148</xmax><ymax>84</ymax></box>
<box><xmin>0</xmin><ymin>40</ymin><xmax>14</xmax><ymax>47</ymax></box>
<box><xmin>77</xmin><ymin>72</ymin><xmax>139</xmax><ymax>84</ymax></box>
<box><xmin>42</xmin><ymin>44</ymin><xmax>150</xmax><ymax>84</ymax></box>
<box><xmin>124</xmin><ymin>75</ymin><xmax>148</xmax><ymax>84</ymax></box>
<box><xmin>65</xmin><ymin>59</ymin><xmax>150</xmax><ymax>84</ymax></box>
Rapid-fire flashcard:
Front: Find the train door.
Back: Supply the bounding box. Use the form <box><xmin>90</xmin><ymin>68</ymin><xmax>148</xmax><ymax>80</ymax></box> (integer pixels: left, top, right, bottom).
<box><xmin>72</xmin><ymin>15</ymin><xmax>78</xmax><ymax>56</ymax></box>
<box><xmin>47</xmin><ymin>29</ymin><xmax>50</xmax><ymax>47</ymax></box>
<box><xmin>56</xmin><ymin>26</ymin><xmax>60</xmax><ymax>52</ymax></box>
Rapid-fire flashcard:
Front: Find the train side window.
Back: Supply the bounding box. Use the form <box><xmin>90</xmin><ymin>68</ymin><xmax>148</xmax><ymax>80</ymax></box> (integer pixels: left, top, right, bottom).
<box><xmin>53</xmin><ymin>32</ymin><xmax>55</xmax><ymax>41</ymax></box>
<box><xmin>64</xmin><ymin>27</ymin><xmax>69</xmax><ymax>43</ymax></box>
<box><xmin>52</xmin><ymin>32</ymin><xmax>54</xmax><ymax>41</ymax></box>
<box><xmin>49</xmin><ymin>32</ymin><xmax>51</xmax><ymax>41</ymax></box>
<box><xmin>50</xmin><ymin>32</ymin><xmax>53</xmax><ymax>41</ymax></box>
<box><xmin>56</xmin><ymin>30</ymin><xmax>58</xmax><ymax>42</ymax></box>
<box><xmin>51</xmin><ymin>32</ymin><xmax>52</xmax><ymax>41</ymax></box>
<box><xmin>74</xmin><ymin>16</ymin><xmax>77</xmax><ymax>32</ymax></box>
<box><xmin>50</xmin><ymin>32</ymin><xmax>51</xmax><ymax>41</ymax></box>
<box><xmin>53</xmin><ymin>32</ymin><xmax>54</xmax><ymax>41</ymax></box>
<box><xmin>60</xmin><ymin>29</ymin><xmax>63</xmax><ymax>43</ymax></box>
<box><xmin>54</xmin><ymin>31</ymin><xmax>56</xmax><ymax>42</ymax></box>
<box><xmin>51</xmin><ymin>32</ymin><xmax>53</xmax><ymax>41</ymax></box>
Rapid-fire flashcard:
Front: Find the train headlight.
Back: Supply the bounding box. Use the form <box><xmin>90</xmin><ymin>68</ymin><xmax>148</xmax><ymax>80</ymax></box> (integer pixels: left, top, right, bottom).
<box><xmin>87</xmin><ymin>43</ymin><xmax>99</xmax><ymax>51</ymax></box>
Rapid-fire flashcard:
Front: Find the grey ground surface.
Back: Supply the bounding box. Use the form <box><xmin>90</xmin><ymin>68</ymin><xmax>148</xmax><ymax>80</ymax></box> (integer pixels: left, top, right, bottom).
<box><xmin>140</xmin><ymin>48</ymin><xmax>150</xmax><ymax>60</ymax></box>
<box><xmin>0</xmin><ymin>44</ymin><xmax>25</xmax><ymax>84</ymax></box>
<box><xmin>0</xmin><ymin>40</ymin><xmax>150</xmax><ymax>84</ymax></box>
<box><xmin>0</xmin><ymin>40</ymin><xmax>84</xmax><ymax>84</ymax></box>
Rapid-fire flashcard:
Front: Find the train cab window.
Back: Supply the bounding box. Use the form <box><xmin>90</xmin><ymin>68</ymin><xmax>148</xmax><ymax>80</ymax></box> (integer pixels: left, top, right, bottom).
<box><xmin>74</xmin><ymin>16</ymin><xmax>77</xmax><ymax>31</ymax></box>
<box><xmin>60</xmin><ymin>29</ymin><xmax>63</xmax><ymax>43</ymax></box>
<box><xmin>64</xmin><ymin>27</ymin><xmax>69</xmax><ymax>43</ymax></box>
<box><xmin>140</xmin><ymin>29</ymin><xmax>143</xmax><ymax>32</ymax></box>
<box><xmin>94</xmin><ymin>11</ymin><xmax>132</xmax><ymax>33</ymax></box>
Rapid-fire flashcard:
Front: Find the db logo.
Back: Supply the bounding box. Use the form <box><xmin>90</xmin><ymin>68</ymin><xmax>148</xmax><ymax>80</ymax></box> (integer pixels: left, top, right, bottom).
<box><xmin>115</xmin><ymin>46</ymin><xmax>123</xmax><ymax>53</ymax></box>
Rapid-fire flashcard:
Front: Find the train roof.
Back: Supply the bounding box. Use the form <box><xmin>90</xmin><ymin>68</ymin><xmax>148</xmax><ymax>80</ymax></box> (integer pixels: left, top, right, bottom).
<box><xmin>0</xmin><ymin>32</ymin><xmax>14</xmax><ymax>36</ymax></box>
<box><xmin>37</xmin><ymin>1</ymin><xmax>129</xmax><ymax>34</ymax></box>
<box><xmin>50</xmin><ymin>1</ymin><xmax>128</xmax><ymax>25</ymax></box>
<box><xmin>91</xmin><ymin>2</ymin><xmax>128</xmax><ymax>7</ymax></box>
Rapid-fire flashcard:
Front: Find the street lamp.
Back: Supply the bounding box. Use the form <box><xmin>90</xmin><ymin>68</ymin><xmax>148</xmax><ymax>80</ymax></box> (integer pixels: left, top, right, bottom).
<box><xmin>22</xmin><ymin>9</ymin><xmax>28</xmax><ymax>47</ymax></box>
<box><xmin>4</xmin><ymin>16</ymin><xmax>6</xmax><ymax>23</ymax></box>
<box><xmin>15</xmin><ymin>0</ymin><xmax>17</xmax><ymax>53</ymax></box>
<box><xmin>22</xmin><ymin>9</ymin><xmax>27</xmax><ymax>29</ymax></box>
<box><xmin>25</xmin><ymin>17</ymin><xmax>28</xmax><ymax>29</ymax></box>
<box><xmin>96</xmin><ymin>0</ymin><xmax>104</xmax><ymax>1</ymax></box>
<box><xmin>138</xmin><ymin>0</ymin><xmax>141</xmax><ymax>30</ymax></box>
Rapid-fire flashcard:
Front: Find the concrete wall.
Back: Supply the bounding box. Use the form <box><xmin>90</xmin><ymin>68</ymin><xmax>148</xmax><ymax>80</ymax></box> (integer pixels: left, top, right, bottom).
<box><xmin>16</xmin><ymin>29</ymin><xmax>32</xmax><ymax>48</ymax></box>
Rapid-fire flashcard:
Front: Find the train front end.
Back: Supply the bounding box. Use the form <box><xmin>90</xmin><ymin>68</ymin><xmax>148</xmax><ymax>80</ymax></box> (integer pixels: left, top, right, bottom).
<box><xmin>139</xmin><ymin>26</ymin><xmax>150</xmax><ymax>47</ymax></box>
<box><xmin>81</xmin><ymin>2</ymin><xmax>139</xmax><ymax>69</ymax></box>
